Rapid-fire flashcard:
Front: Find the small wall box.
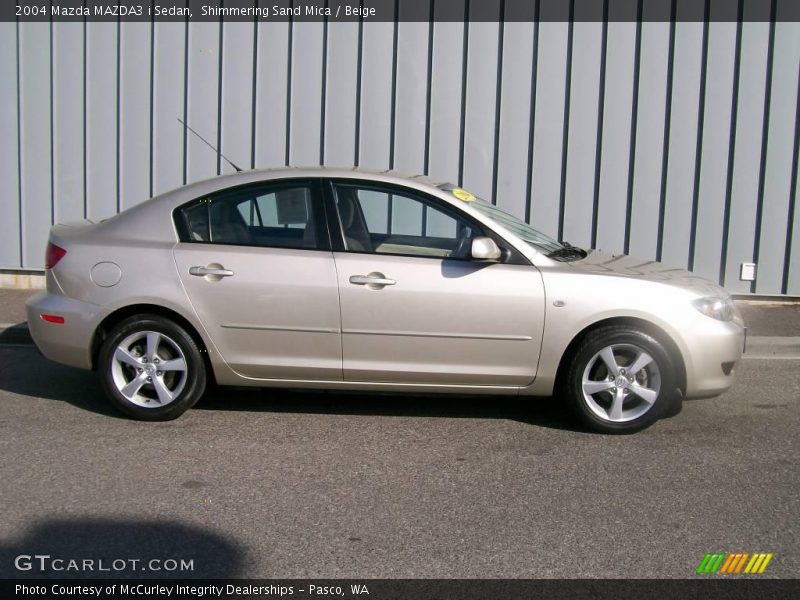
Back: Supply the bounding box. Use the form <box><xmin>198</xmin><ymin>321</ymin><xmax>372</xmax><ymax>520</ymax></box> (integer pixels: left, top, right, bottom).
<box><xmin>740</xmin><ymin>263</ymin><xmax>757</xmax><ymax>281</ymax></box>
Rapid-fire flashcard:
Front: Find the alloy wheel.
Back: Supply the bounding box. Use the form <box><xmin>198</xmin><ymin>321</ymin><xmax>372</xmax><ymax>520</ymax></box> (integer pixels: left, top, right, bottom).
<box><xmin>581</xmin><ymin>343</ymin><xmax>661</xmax><ymax>423</ymax></box>
<box><xmin>110</xmin><ymin>331</ymin><xmax>188</xmax><ymax>408</ymax></box>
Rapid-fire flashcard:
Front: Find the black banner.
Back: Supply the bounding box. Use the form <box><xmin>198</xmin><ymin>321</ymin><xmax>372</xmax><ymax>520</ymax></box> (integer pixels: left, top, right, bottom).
<box><xmin>4</xmin><ymin>579</ymin><xmax>800</xmax><ymax>600</ymax></box>
<box><xmin>4</xmin><ymin>0</ymin><xmax>800</xmax><ymax>23</ymax></box>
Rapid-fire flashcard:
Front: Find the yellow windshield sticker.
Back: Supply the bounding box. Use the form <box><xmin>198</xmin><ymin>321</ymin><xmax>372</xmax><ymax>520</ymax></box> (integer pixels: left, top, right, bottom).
<box><xmin>452</xmin><ymin>188</ymin><xmax>475</xmax><ymax>202</ymax></box>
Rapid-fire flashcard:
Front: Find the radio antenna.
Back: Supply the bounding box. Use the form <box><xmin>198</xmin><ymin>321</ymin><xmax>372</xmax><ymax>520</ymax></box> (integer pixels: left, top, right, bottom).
<box><xmin>177</xmin><ymin>118</ymin><xmax>242</xmax><ymax>173</ymax></box>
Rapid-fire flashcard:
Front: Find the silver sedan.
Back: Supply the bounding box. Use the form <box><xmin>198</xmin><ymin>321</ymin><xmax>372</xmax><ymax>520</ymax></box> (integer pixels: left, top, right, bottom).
<box><xmin>26</xmin><ymin>168</ymin><xmax>745</xmax><ymax>433</ymax></box>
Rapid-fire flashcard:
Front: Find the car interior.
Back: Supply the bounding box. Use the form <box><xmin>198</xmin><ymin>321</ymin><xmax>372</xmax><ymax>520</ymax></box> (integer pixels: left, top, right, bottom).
<box><xmin>179</xmin><ymin>183</ymin><xmax>479</xmax><ymax>259</ymax></box>
<box><xmin>181</xmin><ymin>186</ymin><xmax>320</xmax><ymax>250</ymax></box>
<box><xmin>334</xmin><ymin>185</ymin><xmax>478</xmax><ymax>258</ymax></box>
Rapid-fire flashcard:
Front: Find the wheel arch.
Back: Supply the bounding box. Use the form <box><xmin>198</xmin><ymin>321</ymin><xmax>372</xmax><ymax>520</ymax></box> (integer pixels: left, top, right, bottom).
<box><xmin>90</xmin><ymin>304</ymin><xmax>214</xmax><ymax>383</ymax></box>
<box><xmin>554</xmin><ymin>316</ymin><xmax>687</xmax><ymax>397</ymax></box>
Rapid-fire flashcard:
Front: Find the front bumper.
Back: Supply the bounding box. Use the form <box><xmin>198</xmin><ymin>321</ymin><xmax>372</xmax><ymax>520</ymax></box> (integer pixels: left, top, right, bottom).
<box><xmin>25</xmin><ymin>291</ymin><xmax>107</xmax><ymax>370</ymax></box>
<box><xmin>682</xmin><ymin>317</ymin><xmax>746</xmax><ymax>398</ymax></box>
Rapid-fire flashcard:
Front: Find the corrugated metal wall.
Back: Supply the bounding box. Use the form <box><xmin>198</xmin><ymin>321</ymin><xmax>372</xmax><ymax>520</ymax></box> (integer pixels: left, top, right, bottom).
<box><xmin>1</xmin><ymin>9</ymin><xmax>799</xmax><ymax>295</ymax></box>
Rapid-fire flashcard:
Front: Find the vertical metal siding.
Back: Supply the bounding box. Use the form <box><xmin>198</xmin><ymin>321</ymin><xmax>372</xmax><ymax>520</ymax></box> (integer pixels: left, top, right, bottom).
<box><xmin>52</xmin><ymin>22</ymin><xmax>84</xmax><ymax>225</ymax></box>
<box><xmin>723</xmin><ymin>21</ymin><xmax>770</xmax><ymax>294</ymax></box>
<box><xmin>322</xmin><ymin>20</ymin><xmax>358</xmax><ymax>166</ymax></box>
<box><xmin>2</xmin><ymin>4</ymin><xmax>799</xmax><ymax>297</ymax></box>
<box><xmin>529</xmin><ymin>20</ymin><xmax>569</xmax><ymax>239</ymax></box>
<box><xmin>596</xmin><ymin>20</ymin><xmax>636</xmax><ymax>258</ymax></box>
<box><xmin>254</xmin><ymin>20</ymin><xmax>290</xmax><ymax>168</ymax></box>
<box><xmin>0</xmin><ymin>21</ymin><xmax>21</xmax><ymax>267</ymax></box>
<box><xmin>152</xmin><ymin>21</ymin><xmax>186</xmax><ymax>195</ymax></box>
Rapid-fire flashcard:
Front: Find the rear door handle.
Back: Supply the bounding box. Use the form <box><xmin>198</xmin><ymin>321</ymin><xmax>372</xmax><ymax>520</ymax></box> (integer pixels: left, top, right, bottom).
<box><xmin>189</xmin><ymin>265</ymin><xmax>234</xmax><ymax>278</ymax></box>
<box><xmin>349</xmin><ymin>274</ymin><xmax>396</xmax><ymax>288</ymax></box>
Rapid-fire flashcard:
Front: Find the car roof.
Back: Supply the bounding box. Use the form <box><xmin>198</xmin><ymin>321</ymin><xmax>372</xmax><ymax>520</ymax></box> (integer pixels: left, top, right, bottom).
<box><xmin>93</xmin><ymin>167</ymin><xmax>456</xmax><ymax>244</ymax></box>
<box><xmin>180</xmin><ymin>166</ymin><xmax>449</xmax><ymax>197</ymax></box>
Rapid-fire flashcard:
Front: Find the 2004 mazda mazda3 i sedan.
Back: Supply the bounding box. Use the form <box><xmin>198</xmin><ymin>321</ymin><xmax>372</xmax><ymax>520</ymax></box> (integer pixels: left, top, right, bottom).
<box><xmin>26</xmin><ymin>168</ymin><xmax>745</xmax><ymax>433</ymax></box>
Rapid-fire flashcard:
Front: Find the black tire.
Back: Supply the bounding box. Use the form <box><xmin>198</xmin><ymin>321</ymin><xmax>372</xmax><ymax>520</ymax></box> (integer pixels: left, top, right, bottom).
<box><xmin>563</xmin><ymin>325</ymin><xmax>678</xmax><ymax>434</ymax></box>
<box><xmin>98</xmin><ymin>314</ymin><xmax>207</xmax><ymax>421</ymax></box>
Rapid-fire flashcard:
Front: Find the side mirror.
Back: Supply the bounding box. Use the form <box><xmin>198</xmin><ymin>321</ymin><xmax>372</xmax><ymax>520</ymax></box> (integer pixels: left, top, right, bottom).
<box><xmin>470</xmin><ymin>236</ymin><xmax>502</xmax><ymax>262</ymax></box>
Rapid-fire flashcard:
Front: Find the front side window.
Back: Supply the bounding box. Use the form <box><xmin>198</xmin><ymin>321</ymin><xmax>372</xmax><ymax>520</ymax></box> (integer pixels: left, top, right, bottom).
<box><xmin>176</xmin><ymin>181</ymin><xmax>325</xmax><ymax>250</ymax></box>
<box><xmin>332</xmin><ymin>183</ymin><xmax>480</xmax><ymax>259</ymax></box>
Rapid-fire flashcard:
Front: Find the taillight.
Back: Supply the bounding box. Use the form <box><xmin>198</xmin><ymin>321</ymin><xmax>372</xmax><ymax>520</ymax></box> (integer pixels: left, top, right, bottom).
<box><xmin>45</xmin><ymin>242</ymin><xmax>66</xmax><ymax>269</ymax></box>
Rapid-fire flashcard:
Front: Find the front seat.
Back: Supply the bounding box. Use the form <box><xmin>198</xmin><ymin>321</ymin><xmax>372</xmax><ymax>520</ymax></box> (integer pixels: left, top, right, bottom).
<box><xmin>337</xmin><ymin>189</ymin><xmax>373</xmax><ymax>252</ymax></box>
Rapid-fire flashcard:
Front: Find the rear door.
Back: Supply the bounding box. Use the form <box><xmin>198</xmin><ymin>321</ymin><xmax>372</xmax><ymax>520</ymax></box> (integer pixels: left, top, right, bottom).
<box><xmin>326</xmin><ymin>180</ymin><xmax>545</xmax><ymax>387</ymax></box>
<box><xmin>172</xmin><ymin>179</ymin><xmax>342</xmax><ymax>381</ymax></box>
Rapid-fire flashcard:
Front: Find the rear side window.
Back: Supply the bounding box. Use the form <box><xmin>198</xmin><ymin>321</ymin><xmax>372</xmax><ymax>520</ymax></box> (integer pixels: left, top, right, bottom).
<box><xmin>176</xmin><ymin>181</ymin><xmax>327</xmax><ymax>250</ymax></box>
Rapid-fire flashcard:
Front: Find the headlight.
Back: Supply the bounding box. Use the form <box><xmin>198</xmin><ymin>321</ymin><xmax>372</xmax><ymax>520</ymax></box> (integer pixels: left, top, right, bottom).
<box><xmin>692</xmin><ymin>296</ymin><xmax>735</xmax><ymax>322</ymax></box>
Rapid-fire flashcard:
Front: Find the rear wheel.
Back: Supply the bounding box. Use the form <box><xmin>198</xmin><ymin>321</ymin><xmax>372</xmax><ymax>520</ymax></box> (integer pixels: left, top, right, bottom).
<box><xmin>99</xmin><ymin>315</ymin><xmax>206</xmax><ymax>420</ymax></box>
<box><xmin>564</xmin><ymin>326</ymin><xmax>677</xmax><ymax>434</ymax></box>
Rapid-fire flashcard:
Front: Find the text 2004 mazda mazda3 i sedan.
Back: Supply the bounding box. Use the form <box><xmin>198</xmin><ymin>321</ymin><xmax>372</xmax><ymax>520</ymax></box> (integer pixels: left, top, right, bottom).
<box><xmin>26</xmin><ymin>168</ymin><xmax>745</xmax><ymax>433</ymax></box>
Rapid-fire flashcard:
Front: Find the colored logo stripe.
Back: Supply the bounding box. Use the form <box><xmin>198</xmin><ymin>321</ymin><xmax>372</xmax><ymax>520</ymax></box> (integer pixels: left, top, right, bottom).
<box><xmin>696</xmin><ymin>552</ymin><xmax>773</xmax><ymax>574</ymax></box>
<box><xmin>696</xmin><ymin>553</ymin><xmax>726</xmax><ymax>574</ymax></box>
<box><xmin>745</xmin><ymin>553</ymin><xmax>773</xmax><ymax>574</ymax></box>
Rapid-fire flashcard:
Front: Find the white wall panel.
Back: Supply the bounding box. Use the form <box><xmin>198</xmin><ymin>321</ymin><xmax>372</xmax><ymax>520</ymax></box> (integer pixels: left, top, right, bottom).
<box><xmin>628</xmin><ymin>21</ymin><xmax>670</xmax><ymax>260</ymax></box>
<box><xmin>221</xmin><ymin>21</ymin><xmax>254</xmax><ymax>173</ymax></box>
<box><xmin>693</xmin><ymin>21</ymin><xmax>737</xmax><ymax>284</ymax></box>
<box><xmin>392</xmin><ymin>19</ymin><xmax>429</xmax><ymax>174</ymax></box>
<box><xmin>2</xmin><ymin>10</ymin><xmax>799</xmax><ymax>296</ymax></box>
<box><xmin>290</xmin><ymin>21</ymin><xmax>324</xmax><ymax>166</ymax></box>
<box><xmin>52</xmin><ymin>22</ymin><xmax>84</xmax><ymax>224</ymax></box>
<box><xmin>562</xmin><ymin>20</ymin><xmax>602</xmax><ymax>248</ymax></box>
<box><xmin>595</xmin><ymin>21</ymin><xmax>636</xmax><ymax>256</ymax></box>
<box><xmin>495</xmin><ymin>20</ymin><xmax>534</xmax><ymax>220</ymax></box>
<box><xmin>254</xmin><ymin>21</ymin><xmax>289</xmax><ymax>168</ymax></box>
<box><xmin>323</xmin><ymin>21</ymin><xmax>358</xmax><ymax>167</ymax></box>
<box><xmin>186</xmin><ymin>21</ymin><xmax>220</xmax><ymax>183</ymax></box>
<box><xmin>754</xmin><ymin>21</ymin><xmax>800</xmax><ymax>293</ymax></box>
<box><xmin>119</xmin><ymin>22</ymin><xmax>151</xmax><ymax>210</ymax></box>
<box><xmin>85</xmin><ymin>22</ymin><xmax>117</xmax><ymax>222</ymax></box>
<box><xmin>529</xmin><ymin>21</ymin><xmax>568</xmax><ymax>239</ymax></box>
<box><xmin>357</xmin><ymin>21</ymin><xmax>393</xmax><ymax>170</ymax></box>
<box><xmin>0</xmin><ymin>22</ymin><xmax>21</xmax><ymax>268</ymax></box>
<box><xmin>461</xmin><ymin>17</ymin><xmax>500</xmax><ymax>202</ymax></box>
<box><xmin>661</xmin><ymin>21</ymin><xmax>703</xmax><ymax>269</ymax></box>
<box><xmin>723</xmin><ymin>21</ymin><xmax>770</xmax><ymax>293</ymax></box>
<box><xmin>19</xmin><ymin>22</ymin><xmax>52</xmax><ymax>268</ymax></box>
<box><xmin>152</xmin><ymin>21</ymin><xmax>186</xmax><ymax>195</ymax></box>
<box><xmin>427</xmin><ymin>19</ymin><xmax>465</xmax><ymax>185</ymax></box>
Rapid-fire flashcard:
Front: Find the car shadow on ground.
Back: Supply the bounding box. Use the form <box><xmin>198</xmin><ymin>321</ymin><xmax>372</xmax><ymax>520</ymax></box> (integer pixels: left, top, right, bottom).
<box><xmin>0</xmin><ymin>518</ymin><xmax>246</xmax><ymax>579</ymax></box>
<box><xmin>0</xmin><ymin>343</ymin><xmax>585</xmax><ymax>432</ymax></box>
<box><xmin>196</xmin><ymin>386</ymin><xmax>586</xmax><ymax>432</ymax></box>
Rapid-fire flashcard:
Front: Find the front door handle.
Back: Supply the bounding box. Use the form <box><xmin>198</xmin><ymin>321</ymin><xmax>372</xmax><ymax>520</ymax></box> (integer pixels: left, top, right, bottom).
<box><xmin>189</xmin><ymin>265</ymin><xmax>234</xmax><ymax>278</ymax></box>
<box><xmin>349</xmin><ymin>273</ymin><xmax>396</xmax><ymax>288</ymax></box>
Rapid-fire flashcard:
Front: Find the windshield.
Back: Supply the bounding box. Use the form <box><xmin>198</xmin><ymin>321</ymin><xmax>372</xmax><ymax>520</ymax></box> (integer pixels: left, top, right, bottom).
<box><xmin>437</xmin><ymin>184</ymin><xmax>583</xmax><ymax>259</ymax></box>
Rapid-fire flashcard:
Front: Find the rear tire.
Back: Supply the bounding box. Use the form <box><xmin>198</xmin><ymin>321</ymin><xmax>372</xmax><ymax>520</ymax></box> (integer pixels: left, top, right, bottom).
<box><xmin>564</xmin><ymin>325</ymin><xmax>677</xmax><ymax>434</ymax></box>
<box><xmin>98</xmin><ymin>315</ymin><xmax>206</xmax><ymax>421</ymax></box>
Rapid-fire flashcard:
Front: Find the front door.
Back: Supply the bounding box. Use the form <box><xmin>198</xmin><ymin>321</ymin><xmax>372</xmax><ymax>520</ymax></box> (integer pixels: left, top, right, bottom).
<box><xmin>328</xmin><ymin>181</ymin><xmax>545</xmax><ymax>387</ymax></box>
<box><xmin>172</xmin><ymin>179</ymin><xmax>342</xmax><ymax>381</ymax></box>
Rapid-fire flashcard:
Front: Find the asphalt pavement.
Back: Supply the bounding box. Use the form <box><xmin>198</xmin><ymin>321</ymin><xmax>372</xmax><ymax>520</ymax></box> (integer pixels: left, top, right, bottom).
<box><xmin>0</xmin><ymin>289</ymin><xmax>798</xmax><ymax>579</ymax></box>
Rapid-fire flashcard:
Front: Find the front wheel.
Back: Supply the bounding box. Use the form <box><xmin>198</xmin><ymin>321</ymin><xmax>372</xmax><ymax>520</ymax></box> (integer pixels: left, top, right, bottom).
<box><xmin>564</xmin><ymin>326</ymin><xmax>678</xmax><ymax>434</ymax></box>
<box><xmin>98</xmin><ymin>315</ymin><xmax>207</xmax><ymax>421</ymax></box>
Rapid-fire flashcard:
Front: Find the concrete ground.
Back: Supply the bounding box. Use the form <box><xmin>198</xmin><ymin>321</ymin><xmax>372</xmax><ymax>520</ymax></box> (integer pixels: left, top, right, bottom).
<box><xmin>0</xmin><ymin>289</ymin><xmax>798</xmax><ymax>579</ymax></box>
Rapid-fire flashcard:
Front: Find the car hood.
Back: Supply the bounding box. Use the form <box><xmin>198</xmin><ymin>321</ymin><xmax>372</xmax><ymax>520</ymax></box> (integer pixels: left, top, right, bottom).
<box><xmin>567</xmin><ymin>249</ymin><xmax>728</xmax><ymax>297</ymax></box>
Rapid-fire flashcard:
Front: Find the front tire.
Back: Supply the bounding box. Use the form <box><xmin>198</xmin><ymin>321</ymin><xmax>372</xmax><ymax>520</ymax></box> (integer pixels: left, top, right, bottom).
<box><xmin>98</xmin><ymin>315</ymin><xmax>207</xmax><ymax>421</ymax></box>
<box><xmin>564</xmin><ymin>326</ymin><xmax>677</xmax><ymax>434</ymax></box>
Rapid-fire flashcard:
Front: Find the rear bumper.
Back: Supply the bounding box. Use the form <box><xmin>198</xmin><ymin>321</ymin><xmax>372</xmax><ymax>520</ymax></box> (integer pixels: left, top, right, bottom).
<box><xmin>25</xmin><ymin>291</ymin><xmax>107</xmax><ymax>370</ymax></box>
<box><xmin>683</xmin><ymin>318</ymin><xmax>745</xmax><ymax>398</ymax></box>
